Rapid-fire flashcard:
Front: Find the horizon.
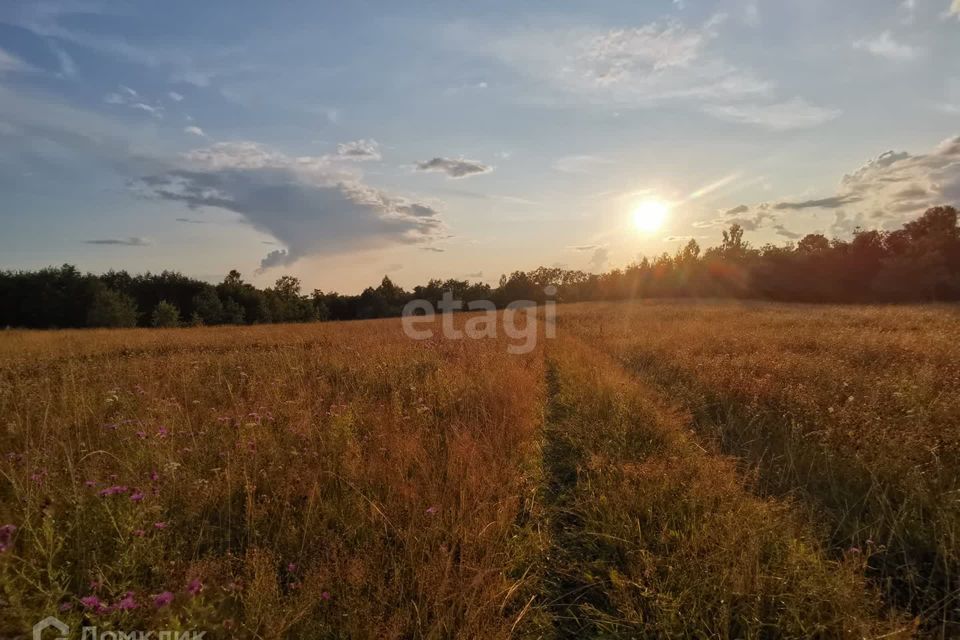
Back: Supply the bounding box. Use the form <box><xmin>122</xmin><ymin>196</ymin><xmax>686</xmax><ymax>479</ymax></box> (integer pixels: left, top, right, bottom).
<box><xmin>1</xmin><ymin>1</ymin><xmax>959</xmax><ymax>293</ymax></box>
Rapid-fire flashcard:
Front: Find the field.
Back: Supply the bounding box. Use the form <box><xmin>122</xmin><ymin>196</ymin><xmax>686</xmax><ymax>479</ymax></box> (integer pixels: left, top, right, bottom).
<box><xmin>1</xmin><ymin>301</ymin><xmax>958</xmax><ymax>638</ymax></box>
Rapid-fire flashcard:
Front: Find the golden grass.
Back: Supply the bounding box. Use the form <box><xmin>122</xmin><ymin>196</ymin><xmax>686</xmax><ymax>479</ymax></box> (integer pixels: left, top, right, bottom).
<box><xmin>559</xmin><ymin>300</ymin><xmax>960</xmax><ymax>634</ymax></box>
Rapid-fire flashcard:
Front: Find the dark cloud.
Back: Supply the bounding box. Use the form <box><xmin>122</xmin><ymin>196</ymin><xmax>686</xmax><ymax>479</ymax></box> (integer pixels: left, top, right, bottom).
<box><xmin>135</xmin><ymin>142</ymin><xmax>444</xmax><ymax>271</ymax></box>
<box><xmin>723</xmin><ymin>204</ymin><xmax>749</xmax><ymax>216</ymax></box>
<box><xmin>175</xmin><ymin>217</ymin><xmax>208</xmax><ymax>224</ymax></box>
<box><xmin>84</xmin><ymin>236</ymin><xmax>150</xmax><ymax>246</ymax></box>
<box><xmin>773</xmin><ymin>195</ymin><xmax>862</xmax><ymax>210</ymax></box>
<box><xmin>415</xmin><ymin>157</ymin><xmax>492</xmax><ymax>179</ymax></box>
<box><xmin>773</xmin><ymin>224</ymin><xmax>801</xmax><ymax>239</ymax></box>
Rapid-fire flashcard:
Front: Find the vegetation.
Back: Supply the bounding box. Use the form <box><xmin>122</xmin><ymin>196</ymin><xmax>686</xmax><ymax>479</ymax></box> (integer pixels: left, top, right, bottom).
<box><xmin>1</xmin><ymin>206</ymin><xmax>959</xmax><ymax>329</ymax></box>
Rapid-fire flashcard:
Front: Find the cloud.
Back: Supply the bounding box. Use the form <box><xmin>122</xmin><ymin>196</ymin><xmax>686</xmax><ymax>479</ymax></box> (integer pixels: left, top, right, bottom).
<box><xmin>135</xmin><ymin>142</ymin><xmax>445</xmax><ymax>271</ymax></box>
<box><xmin>664</xmin><ymin>235</ymin><xmax>705</xmax><ymax>242</ymax></box>
<box><xmin>570</xmin><ymin>244</ymin><xmax>599</xmax><ymax>251</ymax></box>
<box><xmin>475</xmin><ymin>16</ymin><xmax>774</xmax><ymax>109</ymax></box>
<box><xmin>704</xmin><ymin>98</ymin><xmax>840</xmax><ymax>130</ymax></box>
<box><xmin>184</xmin><ymin>126</ymin><xmax>206</xmax><ymax>137</ymax></box>
<box><xmin>421</xmin><ymin>246</ymin><xmax>445</xmax><ymax>252</ymax></box>
<box><xmin>466</xmin><ymin>271</ymin><xmax>484</xmax><ymax>278</ymax></box>
<box><xmin>415</xmin><ymin>157</ymin><xmax>492</xmax><ymax>179</ymax></box>
<box><xmin>336</xmin><ymin>139</ymin><xmax>381</xmax><ymax>161</ymax></box>
<box><xmin>829</xmin><ymin>211</ymin><xmax>867</xmax><ymax>237</ymax></box>
<box><xmin>169</xmin><ymin>91</ymin><xmax>184</xmax><ymax>102</ymax></box>
<box><xmin>723</xmin><ymin>204</ymin><xmax>749</xmax><ymax>216</ymax></box>
<box><xmin>773</xmin><ymin>195</ymin><xmax>862</xmax><ymax>210</ymax></box>
<box><xmin>552</xmin><ymin>154</ymin><xmax>614</xmax><ymax>174</ymax></box>
<box><xmin>175</xmin><ymin>217</ymin><xmax>208</xmax><ymax>224</ymax></box>
<box><xmin>103</xmin><ymin>86</ymin><xmax>164</xmax><ymax>117</ymax></box>
<box><xmin>50</xmin><ymin>43</ymin><xmax>76</xmax><ymax>78</ymax></box>
<box><xmin>773</xmin><ymin>224</ymin><xmax>802</xmax><ymax>239</ymax></box>
<box><xmin>85</xmin><ymin>236</ymin><xmax>150</xmax><ymax>246</ymax></box>
<box><xmin>589</xmin><ymin>247</ymin><xmax>610</xmax><ymax>271</ymax></box>
<box><xmin>853</xmin><ymin>32</ymin><xmax>921</xmax><ymax>61</ymax></box>
<box><xmin>0</xmin><ymin>47</ymin><xmax>32</xmax><ymax>74</ymax></box>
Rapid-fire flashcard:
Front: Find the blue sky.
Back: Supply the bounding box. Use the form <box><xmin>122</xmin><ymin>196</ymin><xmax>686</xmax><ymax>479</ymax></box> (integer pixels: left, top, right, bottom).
<box><xmin>1</xmin><ymin>0</ymin><xmax>958</xmax><ymax>292</ymax></box>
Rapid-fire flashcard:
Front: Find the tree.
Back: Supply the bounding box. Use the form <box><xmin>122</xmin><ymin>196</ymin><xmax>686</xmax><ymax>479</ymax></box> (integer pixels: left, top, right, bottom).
<box><xmin>191</xmin><ymin>287</ymin><xmax>224</xmax><ymax>325</ymax></box>
<box><xmin>151</xmin><ymin>300</ymin><xmax>181</xmax><ymax>328</ymax></box>
<box><xmin>87</xmin><ymin>288</ymin><xmax>138</xmax><ymax>328</ymax></box>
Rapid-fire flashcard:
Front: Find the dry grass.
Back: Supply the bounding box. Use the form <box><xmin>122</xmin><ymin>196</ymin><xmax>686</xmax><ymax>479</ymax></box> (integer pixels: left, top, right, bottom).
<box><xmin>559</xmin><ymin>300</ymin><xmax>960</xmax><ymax>635</ymax></box>
<box><xmin>2</xmin><ymin>301</ymin><xmax>955</xmax><ymax>637</ymax></box>
<box><xmin>0</xmin><ymin>318</ymin><xmax>545</xmax><ymax>638</ymax></box>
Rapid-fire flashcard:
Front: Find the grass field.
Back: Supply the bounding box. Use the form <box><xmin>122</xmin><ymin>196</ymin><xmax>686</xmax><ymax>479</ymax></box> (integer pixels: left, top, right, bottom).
<box><xmin>1</xmin><ymin>301</ymin><xmax>957</xmax><ymax>638</ymax></box>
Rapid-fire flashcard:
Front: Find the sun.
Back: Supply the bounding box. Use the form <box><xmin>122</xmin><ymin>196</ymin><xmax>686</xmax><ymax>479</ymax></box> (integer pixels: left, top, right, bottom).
<box><xmin>632</xmin><ymin>199</ymin><xmax>670</xmax><ymax>233</ymax></box>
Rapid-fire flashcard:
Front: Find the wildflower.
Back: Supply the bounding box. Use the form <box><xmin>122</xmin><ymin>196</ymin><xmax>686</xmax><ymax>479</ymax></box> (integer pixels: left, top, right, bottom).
<box><xmin>116</xmin><ymin>592</ymin><xmax>138</xmax><ymax>611</ymax></box>
<box><xmin>425</xmin><ymin>506</ymin><xmax>437</xmax><ymax>515</ymax></box>
<box><xmin>136</xmin><ymin>431</ymin><xmax>147</xmax><ymax>439</ymax></box>
<box><xmin>84</xmin><ymin>480</ymin><xmax>96</xmax><ymax>488</ymax></box>
<box><xmin>58</xmin><ymin>602</ymin><xmax>73</xmax><ymax>612</ymax></box>
<box><xmin>149</xmin><ymin>470</ymin><xmax>160</xmax><ymax>482</ymax></box>
<box><xmin>80</xmin><ymin>595</ymin><xmax>103</xmax><ymax>612</ymax></box>
<box><xmin>156</xmin><ymin>426</ymin><xmax>169</xmax><ymax>438</ymax></box>
<box><xmin>132</xmin><ymin>529</ymin><xmax>145</xmax><ymax>537</ymax></box>
<box><xmin>153</xmin><ymin>591</ymin><xmax>174</xmax><ymax>608</ymax></box>
<box><xmin>187</xmin><ymin>578</ymin><xmax>203</xmax><ymax>596</ymax></box>
<box><xmin>153</xmin><ymin>521</ymin><xmax>168</xmax><ymax>530</ymax></box>
<box><xmin>130</xmin><ymin>491</ymin><xmax>144</xmax><ymax>503</ymax></box>
<box><xmin>0</xmin><ymin>524</ymin><xmax>17</xmax><ymax>552</ymax></box>
<box><xmin>98</xmin><ymin>485</ymin><xmax>129</xmax><ymax>497</ymax></box>
<box><xmin>30</xmin><ymin>471</ymin><xmax>47</xmax><ymax>485</ymax></box>
<box><xmin>286</xmin><ymin>562</ymin><xmax>298</xmax><ymax>573</ymax></box>
<box><xmin>320</xmin><ymin>591</ymin><xmax>332</xmax><ymax>601</ymax></box>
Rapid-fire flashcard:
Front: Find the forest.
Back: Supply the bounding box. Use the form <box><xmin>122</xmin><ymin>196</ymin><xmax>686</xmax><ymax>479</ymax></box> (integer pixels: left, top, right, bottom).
<box><xmin>2</xmin><ymin>206</ymin><xmax>958</xmax><ymax>329</ymax></box>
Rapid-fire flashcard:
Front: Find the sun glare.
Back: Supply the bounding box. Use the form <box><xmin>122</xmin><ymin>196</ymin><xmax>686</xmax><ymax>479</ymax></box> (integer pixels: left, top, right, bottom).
<box><xmin>632</xmin><ymin>199</ymin><xmax>670</xmax><ymax>233</ymax></box>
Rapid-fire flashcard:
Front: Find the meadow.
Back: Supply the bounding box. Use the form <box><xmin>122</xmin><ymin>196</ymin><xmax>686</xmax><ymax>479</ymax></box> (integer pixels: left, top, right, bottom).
<box><xmin>1</xmin><ymin>301</ymin><xmax>957</xmax><ymax>638</ymax></box>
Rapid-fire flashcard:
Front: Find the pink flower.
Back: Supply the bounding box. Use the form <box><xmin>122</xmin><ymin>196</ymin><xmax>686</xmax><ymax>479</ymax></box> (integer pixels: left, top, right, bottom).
<box><xmin>153</xmin><ymin>521</ymin><xmax>168</xmax><ymax>530</ymax></box>
<box><xmin>80</xmin><ymin>595</ymin><xmax>103</xmax><ymax>612</ymax></box>
<box><xmin>130</xmin><ymin>491</ymin><xmax>144</xmax><ymax>503</ymax></box>
<box><xmin>132</xmin><ymin>529</ymin><xmax>145</xmax><ymax>537</ymax></box>
<box><xmin>136</xmin><ymin>431</ymin><xmax>147</xmax><ymax>439</ymax></box>
<box><xmin>156</xmin><ymin>426</ymin><xmax>169</xmax><ymax>438</ymax></box>
<box><xmin>98</xmin><ymin>485</ymin><xmax>129</xmax><ymax>497</ymax></box>
<box><xmin>149</xmin><ymin>470</ymin><xmax>160</xmax><ymax>482</ymax></box>
<box><xmin>153</xmin><ymin>591</ymin><xmax>174</xmax><ymax>608</ymax></box>
<box><xmin>425</xmin><ymin>506</ymin><xmax>437</xmax><ymax>515</ymax></box>
<box><xmin>286</xmin><ymin>562</ymin><xmax>298</xmax><ymax>573</ymax></box>
<box><xmin>58</xmin><ymin>602</ymin><xmax>73</xmax><ymax>612</ymax></box>
<box><xmin>320</xmin><ymin>591</ymin><xmax>332</xmax><ymax>601</ymax></box>
<box><xmin>187</xmin><ymin>578</ymin><xmax>203</xmax><ymax>596</ymax></box>
<box><xmin>116</xmin><ymin>593</ymin><xmax>138</xmax><ymax>611</ymax></box>
<box><xmin>84</xmin><ymin>480</ymin><xmax>96</xmax><ymax>488</ymax></box>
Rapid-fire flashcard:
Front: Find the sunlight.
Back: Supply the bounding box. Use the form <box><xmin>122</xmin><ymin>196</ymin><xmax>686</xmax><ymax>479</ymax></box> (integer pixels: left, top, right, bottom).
<box><xmin>632</xmin><ymin>199</ymin><xmax>670</xmax><ymax>233</ymax></box>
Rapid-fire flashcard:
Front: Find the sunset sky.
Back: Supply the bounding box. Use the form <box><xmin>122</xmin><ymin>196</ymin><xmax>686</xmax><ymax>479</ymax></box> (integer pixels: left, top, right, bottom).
<box><xmin>1</xmin><ymin>0</ymin><xmax>959</xmax><ymax>292</ymax></box>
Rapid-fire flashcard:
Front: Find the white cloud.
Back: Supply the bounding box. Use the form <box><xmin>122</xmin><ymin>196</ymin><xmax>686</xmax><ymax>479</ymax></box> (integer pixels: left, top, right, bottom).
<box><xmin>853</xmin><ymin>32</ymin><xmax>921</xmax><ymax>61</ymax></box>
<box><xmin>103</xmin><ymin>86</ymin><xmax>163</xmax><ymax>117</ymax></box>
<box><xmin>184</xmin><ymin>126</ymin><xmax>205</xmax><ymax>137</ymax></box>
<box><xmin>415</xmin><ymin>157</ymin><xmax>492</xmax><ymax>179</ymax></box>
<box><xmin>472</xmin><ymin>17</ymin><xmax>773</xmax><ymax>108</ymax></box>
<box><xmin>589</xmin><ymin>247</ymin><xmax>610</xmax><ymax>271</ymax></box>
<box><xmin>703</xmin><ymin>98</ymin><xmax>840</xmax><ymax>130</ymax></box>
<box><xmin>169</xmin><ymin>91</ymin><xmax>184</xmax><ymax>102</ymax></box>
<box><xmin>136</xmin><ymin>142</ymin><xmax>445</xmax><ymax>270</ymax></box>
<box><xmin>50</xmin><ymin>43</ymin><xmax>76</xmax><ymax>78</ymax></box>
<box><xmin>336</xmin><ymin>139</ymin><xmax>381</xmax><ymax>161</ymax></box>
<box><xmin>0</xmin><ymin>47</ymin><xmax>31</xmax><ymax>74</ymax></box>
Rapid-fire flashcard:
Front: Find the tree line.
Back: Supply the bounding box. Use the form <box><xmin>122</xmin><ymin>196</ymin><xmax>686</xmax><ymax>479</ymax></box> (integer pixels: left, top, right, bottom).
<box><xmin>2</xmin><ymin>206</ymin><xmax>958</xmax><ymax>329</ymax></box>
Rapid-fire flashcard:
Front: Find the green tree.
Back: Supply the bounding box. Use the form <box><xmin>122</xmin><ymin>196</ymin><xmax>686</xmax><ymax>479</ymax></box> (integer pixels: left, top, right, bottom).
<box><xmin>151</xmin><ymin>300</ymin><xmax>181</xmax><ymax>328</ymax></box>
<box><xmin>86</xmin><ymin>288</ymin><xmax>139</xmax><ymax>328</ymax></box>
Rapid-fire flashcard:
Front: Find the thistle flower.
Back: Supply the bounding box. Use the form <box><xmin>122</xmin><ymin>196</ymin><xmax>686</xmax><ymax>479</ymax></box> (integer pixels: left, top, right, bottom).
<box><xmin>98</xmin><ymin>485</ymin><xmax>129</xmax><ymax>497</ymax></box>
<box><xmin>153</xmin><ymin>591</ymin><xmax>174</xmax><ymax>608</ymax></box>
<box><xmin>80</xmin><ymin>595</ymin><xmax>103</xmax><ymax>612</ymax></box>
<box><xmin>320</xmin><ymin>591</ymin><xmax>332</xmax><ymax>601</ymax></box>
<box><xmin>153</xmin><ymin>521</ymin><xmax>168</xmax><ymax>530</ymax></box>
<box><xmin>187</xmin><ymin>578</ymin><xmax>203</xmax><ymax>596</ymax></box>
<box><xmin>116</xmin><ymin>592</ymin><xmax>138</xmax><ymax>611</ymax></box>
<box><xmin>130</xmin><ymin>491</ymin><xmax>144</xmax><ymax>503</ymax></box>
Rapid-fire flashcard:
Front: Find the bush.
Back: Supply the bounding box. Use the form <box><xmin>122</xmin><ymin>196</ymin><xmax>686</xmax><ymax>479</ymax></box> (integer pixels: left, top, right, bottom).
<box><xmin>151</xmin><ymin>300</ymin><xmax>181</xmax><ymax>328</ymax></box>
<box><xmin>86</xmin><ymin>288</ymin><xmax>138</xmax><ymax>328</ymax></box>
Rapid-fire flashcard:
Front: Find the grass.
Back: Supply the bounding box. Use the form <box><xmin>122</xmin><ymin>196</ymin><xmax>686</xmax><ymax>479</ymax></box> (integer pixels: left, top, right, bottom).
<box><xmin>1</xmin><ymin>301</ymin><xmax>956</xmax><ymax>637</ymax></box>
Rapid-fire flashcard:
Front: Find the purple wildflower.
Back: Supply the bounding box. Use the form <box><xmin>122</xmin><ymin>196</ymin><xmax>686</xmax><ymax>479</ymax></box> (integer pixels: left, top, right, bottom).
<box><xmin>80</xmin><ymin>595</ymin><xmax>103</xmax><ymax>612</ymax></box>
<box><xmin>320</xmin><ymin>591</ymin><xmax>332</xmax><ymax>601</ymax></box>
<box><xmin>153</xmin><ymin>591</ymin><xmax>174</xmax><ymax>608</ymax></box>
<box><xmin>130</xmin><ymin>491</ymin><xmax>144</xmax><ymax>503</ymax></box>
<box><xmin>187</xmin><ymin>578</ymin><xmax>203</xmax><ymax>596</ymax></box>
<box><xmin>425</xmin><ymin>506</ymin><xmax>437</xmax><ymax>515</ymax></box>
<box><xmin>153</xmin><ymin>521</ymin><xmax>168</xmax><ymax>530</ymax></box>
<box><xmin>98</xmin><ymin>485</ymin><xmax>129</xmax><ymax>497</ymax></box>
<box><xmin>116</xmin><ymin>593</ymin><xmax>138</xmax><ymax>611</ymax></box>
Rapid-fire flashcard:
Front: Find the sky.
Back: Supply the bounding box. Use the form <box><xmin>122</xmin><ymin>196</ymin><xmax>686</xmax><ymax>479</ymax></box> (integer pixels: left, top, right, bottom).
<box><xmin>0</xmin><ymin>0</ymin><xmax>959</xmax><ymax>293</ymax></box>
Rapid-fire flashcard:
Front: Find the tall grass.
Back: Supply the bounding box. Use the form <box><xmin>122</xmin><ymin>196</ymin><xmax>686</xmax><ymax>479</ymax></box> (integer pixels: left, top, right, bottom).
<box><xmin>535</xmin><ymin>332</ymin><xmax>907</xmax><ymax>638</ymax></box>
<box><xmin>0</xmin><ymin>319</ymin><xmax>545</xmax><ymax>638</ymax></box>
<box><xmin>560</xmin><ymin>300</ymin><xmax>960</xmax><ymax>635</ymax></box>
